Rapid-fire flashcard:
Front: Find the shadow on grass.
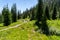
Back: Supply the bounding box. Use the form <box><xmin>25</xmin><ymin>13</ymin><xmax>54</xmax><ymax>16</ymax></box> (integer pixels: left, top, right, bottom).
<box><xmin>35</xmin><ymin>21</ymin><xmax>60</xmax><ymax>36</ymax></box>
<box><xmin>0</xmin><ymin>24</ymin><xmax>3</xmax><ymax>27</ymax></box>
<box><xmin>35</xmin><ymin>21</ymin><xmax>50</xmax><ymax>36</ymax></box>
<box><xmin>49</xmin><ymin>31</ymin><xmax>60</xmax><ymax>36</ymax></box>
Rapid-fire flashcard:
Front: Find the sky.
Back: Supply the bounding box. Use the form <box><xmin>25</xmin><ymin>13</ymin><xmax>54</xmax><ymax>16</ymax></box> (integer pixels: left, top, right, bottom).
<box><xmin>0</xmin><ymin>0</ymin><xmax>38</xmax><ymax>13</ymax></box>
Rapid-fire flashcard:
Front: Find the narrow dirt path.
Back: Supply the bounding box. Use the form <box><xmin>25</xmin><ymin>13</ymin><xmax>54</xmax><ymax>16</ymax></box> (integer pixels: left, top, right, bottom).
<box><xmin>0</xmin><ymin>20</ymin><xmax>28</xmax><ymax>32</ymax></box>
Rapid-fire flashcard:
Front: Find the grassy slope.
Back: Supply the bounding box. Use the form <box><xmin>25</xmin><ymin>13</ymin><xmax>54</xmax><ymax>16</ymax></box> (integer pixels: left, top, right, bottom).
<box><xmin>0</xmin><ymin>20</ymin><xmax>60</xmax><ymax>40</ymax></box>
<box><xmin>0</xmin><ymin>19</ymin><xmax>24</xmax><ymax>30</ymax></box>
<box><xmin>47</xmin><ymin>20</ymin><xmax>60</xmax><ymax>34</ymax></box>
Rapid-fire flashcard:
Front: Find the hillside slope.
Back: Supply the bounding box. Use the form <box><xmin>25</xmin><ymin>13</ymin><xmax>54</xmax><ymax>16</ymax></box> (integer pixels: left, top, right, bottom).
<box><xmin>0</xmin><ymin>20</ymin><xmax>60</xmax><ymax>40</ymax></box>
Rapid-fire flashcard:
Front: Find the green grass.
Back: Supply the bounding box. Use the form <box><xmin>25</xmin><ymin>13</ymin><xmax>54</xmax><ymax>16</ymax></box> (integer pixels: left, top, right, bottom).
<box><xmin>0</xmin><ymin>19</ymin><xmax>24</xmax><ymax>30</ymax></box>
<box><xmin>0</xmin><ymin>20</ymin><xmax>60</xmax><ymax>40</ymax></box>
<box><xmin>47</xmin><ymin>20</ymin><xmax>60</xmax><ymax>34</ymax></box>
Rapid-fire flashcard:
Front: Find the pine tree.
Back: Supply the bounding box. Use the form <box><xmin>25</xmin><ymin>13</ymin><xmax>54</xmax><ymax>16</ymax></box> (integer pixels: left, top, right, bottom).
<box><xmin>36</xmin><ymin>0</ymin><xmax>43</xmax><ymax>21</ymax></box>
<box><xmin>52</xmin><ymin>4</ymin><xmax>57</xmax><ymax>20</ymax></box>
<box><xmin>18</xmin><ymin>11</ymin><xmax>21</xmax><ymax>19</ymax></box>
<box><xmin>30</xmin><ymin>9</ymin><xmax>35</xmax><ymax>21</ymax></box>
<box><xmin>45</xmin><ymin>6</ymin><xmax>50</xmax><ymax>20</ymax></box>
<box><xmin>35</xmin><ymin>0</ymin><xmax>43</xmax><ymax>27</ymax></box>
<box><xmin>2</xmin><ymin>5</ymin><xmax>11</xmax><ymax>26</ymax></box>
<box><xmin>0</xmin><ymin>14</ymin><xmax>2</xmax><ymax>23</ymax></box>
<box><xmin>35</xmin><ymin>0</ymin><xmax>49</xmax><ymax>35</ymax></box>
<box><xmin>11</xmin><ymin>4</ymin><xmax>17</xmax><ymax>22</ymax></box>
<box><xmin>22</xmin><ymin>12</ymin><xmax>26</xmax><ymax>19</ymax></box>
<box><xmin>42</xmin><ymin>13</ymin><xmax>49</xmax><ymax>35</ymax></box>
<box><xmin>59</xmin><ymin>8</ymin><xmax>60</xmax><ymax>18</ymax></box>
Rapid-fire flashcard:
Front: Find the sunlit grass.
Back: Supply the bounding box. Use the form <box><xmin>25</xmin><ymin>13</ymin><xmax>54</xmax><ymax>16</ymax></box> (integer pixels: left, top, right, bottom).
<box><xmin>0</xmin><ymin>20</ymin><xmax>60</xmax><ymax>40</ymax></box>
<box><xmin>47</xmin><ymin>20</ymin><xmax>60</xmax><ymax>34</ymax></box>
<box><xmin>0</xmin><ymin>19</ymin><xmax>24</xmax><ymax>30</ymax></box>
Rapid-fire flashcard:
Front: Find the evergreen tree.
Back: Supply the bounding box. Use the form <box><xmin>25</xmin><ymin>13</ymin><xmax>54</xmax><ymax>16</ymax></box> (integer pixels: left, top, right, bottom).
<box><xmin>42</xmin><ymin>13</ymin><xmax>49</xmax><ymax>35</ymax></box>
<box><xmin>36</xmin><ymin>0</ymin><xmax>43</xmax><ymax>21</ymax></box>
<box><xmin>0</xmin><ymin>14</ymin><xmax>2</xmax><ymax>23</ymax></box>
<box><xmin>35</xmin><ymin>0</ymin><xmax>43</xmax><ymax>27</ymax></box>
<box><xmin>45</xmin><ymin>6</ymin><xmax>50</xmax><ymax>20</ymax></box>
<box><xmin>30</xmin><ymin>9</ymin><xmax>35</xmax><ymax>21</ymax></box>
<box><xmin>2</xmin><ymin>5</ymin><xmax>11</xmax><ymax>26</ymax></box>
<box><xmin>11</xmin><ymin>4</ymin><xmax>17</xmax><ymax>22</ymax></box>
<box><xmin>52</xmin><ymin>4</ymin><xmax>57</xmax><ymax>20</ymax></box>
<box><xmin>35</xmin><ymin>0</ymin><xmax>49</xmax><ymax>35</ymax></box>
<box><xmin>22</xmin><ymin>12</ymin><xmax>26</xmax><ymax>19</ymax></box>
<box><xmin>18</xmin><ymin>11</ymin><xmax>21</xmax><ymax>19</ymax></box>
<box><xmin>22</xmin><ymin>9</ymin><xmax>29</xmax><ymax>19</ymax></box>
<box><xmin>59</xmin><ymin>8</ymin><xmax>60</xmax><ymax>18</ymax></box>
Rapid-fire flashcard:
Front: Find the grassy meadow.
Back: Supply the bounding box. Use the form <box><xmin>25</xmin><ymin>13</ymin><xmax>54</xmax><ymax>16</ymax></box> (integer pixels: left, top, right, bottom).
<box><xmin>0</xmin><ymin>19</ymin><xmax>60</xmax><ymax>40</ymax></box>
